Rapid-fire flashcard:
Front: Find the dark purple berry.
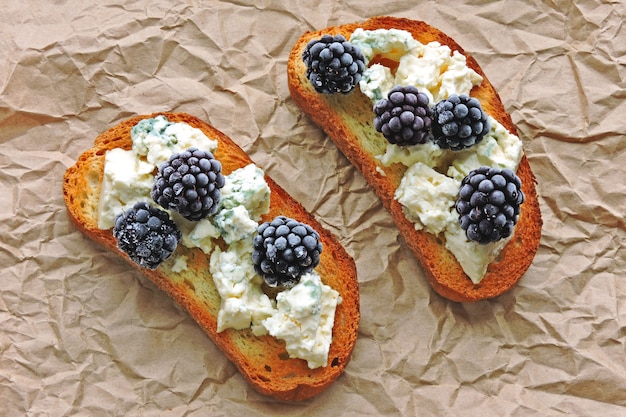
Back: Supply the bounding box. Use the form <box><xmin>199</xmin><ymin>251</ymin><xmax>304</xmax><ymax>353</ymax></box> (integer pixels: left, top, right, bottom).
<box><xmin>113</xmin><ymin>202</ymin><xmax>181</xmax><ymax>269</ymax></box>
<box><xmin>252</xmin><ymin>216</ymin><xmax>323</xmax><ymax>289</ymax></box>
<box><xmin>302</xmin><ymin>34</ymin><xmax>366</xmax><ymax>94</ymax></box>
<box><xmin>151</xmin><ymin>147</ymin><xmax>225</xmax><ymax>221</ymax></box>
<box><xmin>373</xmin><ymin>85</ymin><xmax>432</xmax><ymax>146</ymax></box>
<box><xmin>432</xmin><ymin>94</ymin><xmax>490</xmax><ymax>151</ymax></box>
<box><xmin>455</xmin><ymin>166</ymin><xmax>525</xmax><ymax>244</ymax></box>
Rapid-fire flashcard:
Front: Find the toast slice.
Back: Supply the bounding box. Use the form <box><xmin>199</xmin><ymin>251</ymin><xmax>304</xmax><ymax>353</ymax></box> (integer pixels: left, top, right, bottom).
<box><xmin>288</xmin><ymin>16</ymin><xmax>541</xmax><ymax>302</ymax></box>
<box><xmin>62</xmin><ymin>112</ymin><xmax>359</xmax><ymax>401</ymax></box>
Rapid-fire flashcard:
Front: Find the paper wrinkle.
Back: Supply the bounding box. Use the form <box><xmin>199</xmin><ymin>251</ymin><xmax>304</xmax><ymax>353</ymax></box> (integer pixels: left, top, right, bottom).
<box><xmin>2</xmin><ymin>1</ymin><xmax>626</xmax><ymax>415</ymax></box>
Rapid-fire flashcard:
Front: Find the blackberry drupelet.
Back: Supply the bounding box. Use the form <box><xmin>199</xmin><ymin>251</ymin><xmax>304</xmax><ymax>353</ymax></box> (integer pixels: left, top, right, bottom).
<box><xmin>373</xmin><ymin>85</ymin><xmax>432</xmax><ymax>146</ymax></box>
<box><xmin>455</xmin><ymin>166</ymin><xmax>525</xmax><ymax>244</ymax></box>
<box><xmin>252</xmin><ymin>215</ymin><xmax>323</xmax><ymax>289</ymax></box>
<box><xmin>431</xmin><ymin>94</ymin><xmax>490</xmax><ymax>151</ymax></box>
<box><xmin>113</xmin><ymin>201</ymin><xmax>182</xmax><ymax>269</ymax></box>
<box><xmin>302</xmin><ymin>34</ymin><xmax>366</xmax><ymax>94</ymax></box>
<box><xmin>152</xmin><ymin>147</ymin><xmax>225</xmax><ymax>221</ymax></box>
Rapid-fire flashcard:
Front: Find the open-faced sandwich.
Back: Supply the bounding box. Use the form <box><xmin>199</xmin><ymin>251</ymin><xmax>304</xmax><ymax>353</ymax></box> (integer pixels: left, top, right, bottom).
<box><xmin>63</xmin><ymin>112</ymin><xmax>360</xmax><ymax>401</ymax></box>
<box><xmin>288</xmin><ymin>16</ymin><xmax>541</xmax><ymax>302</ymax></box>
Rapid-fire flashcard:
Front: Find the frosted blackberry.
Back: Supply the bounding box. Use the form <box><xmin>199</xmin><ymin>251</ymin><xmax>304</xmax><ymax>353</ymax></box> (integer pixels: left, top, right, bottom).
<box><xmin>455</xmin><ymin>166</ymin><xmax>525</xmax><ymax>244</ymax></box>
<box><xmin>152</xmin><ymin>147</ymin><xmax>225</xmax><ymax>221</ymax></box>
<box><xmin>432</xmin><ymin>94</ymin><xmax>490</xmax><ymax>151</ymax></box>
<box><xmin>113</xmin><ymin>202</ymin><xmax>181</xmax><ymax>269</ymax></box>
<box><xmin>252</xmin><ymin>216</ymin><xmax>323</xmax><ymax>289</ymax></box>
<box><xmin>373</xmin><ymin>85</ymin><xmax>432</xmax><ymax>146</ymax></box>
<box><xmin>302</xmin><ymin>34</ymin><xmax>366</xmax><ymax>94</ymax></box>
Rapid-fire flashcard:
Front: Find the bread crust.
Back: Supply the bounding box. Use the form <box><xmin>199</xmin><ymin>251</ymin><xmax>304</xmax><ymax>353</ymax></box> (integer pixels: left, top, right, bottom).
<box><xmin>288</xmin><ymin>16</ymin><xmax>542</xmax><ymax>302</ymax></box>
<box><xmin>63</xmin><ymin>112</ymin><xmax>359</xmax><ymax>401</ymax></box>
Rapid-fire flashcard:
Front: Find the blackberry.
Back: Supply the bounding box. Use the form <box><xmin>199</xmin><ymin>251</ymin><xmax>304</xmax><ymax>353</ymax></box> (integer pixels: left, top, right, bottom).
<box><xmin>113</xmin><ymin>202</ymin><xmax>181</xmax><ymax>269</ymax></box>
<box><xmin>252</xmin><ymin>216</ymin><xmax>323</xmax><ymax>289</ymax></box>
<box><xmin>151</xmin><ymin>147</ymin><xmax>225</xmax><ymax>221</ymax></box>
<box><xmin>373</xmin><ymin>85</ymin><xmax>432</xmax><ymax>146</ymax></box>
<box><xmin>302</xmin><ymin>34</ymin><xmax>366</xmax><ymax>94</ymax></box>
<box><xmin>455</xmin><ymin>166</ymin><xmax>525</xmax><ymax>244</ymax></box>
<box><xmin>431</xmin><ymin>94</ymin><xmax>490</xmax><ymax>151</ymax></box>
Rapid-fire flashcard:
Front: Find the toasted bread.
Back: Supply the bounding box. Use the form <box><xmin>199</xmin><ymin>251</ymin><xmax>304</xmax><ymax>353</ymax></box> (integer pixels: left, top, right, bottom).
<box><xmin>62</xmin><ymin>112</ymin><xmax>359</xmax><ymax>401</ymax></box>
<box><xmin>288</xmin><ymin>16</ymin><xmax>541</xmax><ymax>302</ymax></box>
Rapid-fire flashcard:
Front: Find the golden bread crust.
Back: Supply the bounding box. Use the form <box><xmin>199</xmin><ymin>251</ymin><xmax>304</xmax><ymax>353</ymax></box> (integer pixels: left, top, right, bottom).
<box><xmin>287</xmin><ymin>16</ymin><xmax>542</xmax><ymax>302</ymax></box>
<box><xmin>63</xmin><ymin>112</ymin><xmax>359</xmax><ymax>401</ymax></box>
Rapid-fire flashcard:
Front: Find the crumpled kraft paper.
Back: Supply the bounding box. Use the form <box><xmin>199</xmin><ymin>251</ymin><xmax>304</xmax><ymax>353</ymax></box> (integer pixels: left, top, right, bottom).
<box><xmin>1</xmin><ymin>0</ymin><xmax>625</xmax><ymax>415</ymax></box>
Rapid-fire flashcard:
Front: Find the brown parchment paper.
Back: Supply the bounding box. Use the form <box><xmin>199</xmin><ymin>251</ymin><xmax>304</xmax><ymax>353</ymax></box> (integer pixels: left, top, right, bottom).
<box><xmin>1</xmin><ymin>0</ymin><xmax>625</xmax><ymax>415</ymax></box>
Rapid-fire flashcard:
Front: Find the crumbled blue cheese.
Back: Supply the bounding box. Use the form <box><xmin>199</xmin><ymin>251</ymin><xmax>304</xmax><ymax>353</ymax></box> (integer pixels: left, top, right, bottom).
<box><xmin>395</xmin><ymin>42</ymin><xmax>483</xmax><ymax>104</ymax></box>
<box><xmin>262</xmin><ymin>273</ymin><xmax>340</xmax><ymax>369</ymax></box>
<box><xmin>210</xmin><ymin>240</ymin><xmax>275</xmax><ymax>334</ymax></box>
<box><xmin>359</xmin><ymin>64</ymin><xmax>395</xmax><ymax>103</ymax></box>
<box><xmin>180</xmin><ymin>218</ymin><xmax>221</xmax><ymax>254</ymax></box>
<box><xmin>352</xmin><ymin>28</ymin><xmax>524</xmax><ymax>284</ymax></box>
<box><xmin>213</xmin><ymin>205</ymin><xmax>259</xmax><ymax>245</ymax></box>
<box><xmin>97</xmin><ymin>148</ymin><xmax>155</xmax><ymax>230</ymax></box>
<box><xmin>131</xmin><ymin>115</ymin><xmax>218</xmax><ymax>167</ymax></box>
<box><xmin>350</xmin><ymin>28</ymin><xmax>483</xmax><ymax>104</ymax></box>
<box><xmin>350</xmin><ymin>28</ymin><xmax>421</xmax><ymax>63</ymax></box>
<box><xmin>444</xmin><ymin>221</ymin><xmax>510</xmax><ymax>283</ymax></box>
<box><xmin>218</xmin><ymin>164</ymin><xmax>270</xmax><ymax>221</ymax></box>
<box><xmin>395</xmin><ymin>163</ymin><xmax>459</xmax><ymax>235</ymax></box>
